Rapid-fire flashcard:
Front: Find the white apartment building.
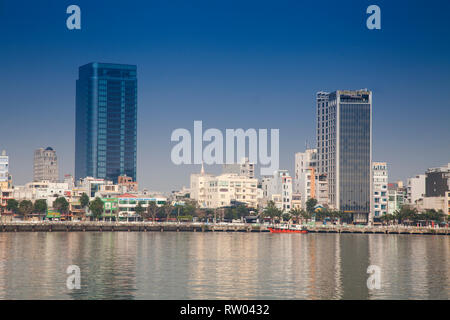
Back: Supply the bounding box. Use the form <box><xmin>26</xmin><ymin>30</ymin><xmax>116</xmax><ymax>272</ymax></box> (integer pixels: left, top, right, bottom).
<box><xmin>33</xmin><ymin>147</ymin><xmax>58</xmax><ymax>182</ymax></box>
<box><xmin>117</xmin><ymin>194</ymin><xmax>167</xmax><ymax>219</ymax></box>
<box><xmin>295</xmin><ymin>149</ymin><xmax>328</xmax><ymax>209</ymax></box>
<box><xmin>13</xmin><ymin>181</ymin><xmax>71</xmax><ymax>208</ymax></box>
<box><xmin>0</xmin><ymin>150</ymin><xmax>9</xmax><ymax>190</ymax></box>
<box><xmin>222</xmin><ymin>157</ymin><xmax>255</xmax><ymax>179</ymax></box>
<box><xmin>294</xmin><ymin>149</ymin><xmax>317</xmax><ymax>193</ymax></box>
<box><xmin>406</xmin><ymin>174</ymin><xmax>425</xmax><ymax>205</ymax></box>
<box><xmin>372</xmin><ymin>162</ymin><xmax>388</xmax><ymax>218</ymax></box>
<box><xmin>298</xmin><ymin>167</ymin><xmax>315</xmax><ymax>209</ymax></box>
<box><xmin>261</xmin><ymin>170</ymin><xmax>292</xmax><ymax>212</ymax></box>
<box><xmin>190</xmin><ymin>164</ymin><xmax>215</xmax><ymax>207</ymax></box>
<box><xmin>190</xmin><ymin>165</ymin><xmax>258</xmax><ymax>209</ymax></box>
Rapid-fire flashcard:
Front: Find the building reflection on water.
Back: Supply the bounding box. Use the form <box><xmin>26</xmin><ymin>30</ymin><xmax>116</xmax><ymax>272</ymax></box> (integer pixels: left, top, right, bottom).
<box><xmin>0</xmin><ymin>232</ymin><xmax>449</xmax><ymax>299</ymax></box>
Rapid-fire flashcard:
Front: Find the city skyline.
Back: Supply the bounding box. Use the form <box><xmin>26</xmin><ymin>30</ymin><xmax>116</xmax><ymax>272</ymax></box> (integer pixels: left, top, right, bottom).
<box><xmin>1</xmin><ymin>0</ymin><xmax>449</xmax><ymax>192</ymax></box>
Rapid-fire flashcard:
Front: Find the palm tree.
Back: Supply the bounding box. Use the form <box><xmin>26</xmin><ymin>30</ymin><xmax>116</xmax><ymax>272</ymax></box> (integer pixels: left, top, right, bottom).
<box><xmin>336</xmin><ymin>211</ymin><xmax>351</xmax><ymax>225</ymax></box>
<box><xmin>281</xmin><ymin>212</ymin><xmax>291</xmax><ymax>222</ymax></box>
<box><xmin>263</xmin><ymin>201</ymin><xmax>282</xmax><ymax>224</ymax></box>
<box><xmin>289</xmin><ymin>208</ymin><xmax>302</xmax><ymax>224</ymax></box>
<box><xmin>306</xmin><ymin>198</ymin><xmax>318</xmax><ymax>216</ymax></box>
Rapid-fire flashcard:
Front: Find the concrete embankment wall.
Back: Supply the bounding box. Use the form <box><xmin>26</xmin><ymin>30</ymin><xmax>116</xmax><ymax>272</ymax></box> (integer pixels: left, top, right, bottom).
<box><xmin>0</xmin><ymin>222</ymin><xmax>449</xmax><ymax>235</ymax></box>
<box><xmin>0</xmin><ymin>222</ymin><xmax>268</xmax><ymax>233</ymax></box>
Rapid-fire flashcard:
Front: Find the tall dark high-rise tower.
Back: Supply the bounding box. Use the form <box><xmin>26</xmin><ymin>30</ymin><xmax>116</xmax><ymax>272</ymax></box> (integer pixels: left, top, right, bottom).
<box><xmin>75</xmin><ymin>63</ymin><xmax>137</xmax><ymax>183</ymax></box>
<box><xmin>316</xmin><ymin>89</ymin><xmax>372</xmax><ymax>223</ymax></box>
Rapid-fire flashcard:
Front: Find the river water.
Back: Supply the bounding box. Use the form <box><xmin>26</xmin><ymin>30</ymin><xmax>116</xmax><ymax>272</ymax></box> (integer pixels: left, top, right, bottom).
<box><xmin>0</xmin><ymin>232</ymin><xmax>448</xmax><ymax>299</ymax></box>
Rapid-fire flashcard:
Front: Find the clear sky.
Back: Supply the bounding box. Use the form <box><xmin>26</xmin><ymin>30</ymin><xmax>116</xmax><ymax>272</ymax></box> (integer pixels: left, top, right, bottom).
<box><xmin>0</xmin><ymin>0</ymin><xmax>449</xmax><ymax>192</ymax></box>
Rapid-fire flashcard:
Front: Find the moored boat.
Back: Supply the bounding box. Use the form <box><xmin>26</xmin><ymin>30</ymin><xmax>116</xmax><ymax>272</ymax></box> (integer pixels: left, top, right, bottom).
<box><xmin>268</xmin><ymin>225</ymin><xmax>308</xmax><ymax>234</ymax></box>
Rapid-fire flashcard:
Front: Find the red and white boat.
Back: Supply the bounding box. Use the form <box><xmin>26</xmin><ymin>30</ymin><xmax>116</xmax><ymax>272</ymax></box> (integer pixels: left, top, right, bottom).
<box><xmin>268</xmin><ymin>225</ymin><xmax>308</xmax><ymax>234</ymax></box>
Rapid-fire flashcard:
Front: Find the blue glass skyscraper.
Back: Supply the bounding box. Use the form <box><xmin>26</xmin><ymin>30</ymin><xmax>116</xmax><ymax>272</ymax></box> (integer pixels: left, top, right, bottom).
<box><xmin>75</xmin><ymin>63</ymin><xmax>137</xmax><ymax>183</ymax></box>
<box><xmin>316</xmin><ymin>90</ymin><xmax>372</xmax><ymax>223</ymax></box>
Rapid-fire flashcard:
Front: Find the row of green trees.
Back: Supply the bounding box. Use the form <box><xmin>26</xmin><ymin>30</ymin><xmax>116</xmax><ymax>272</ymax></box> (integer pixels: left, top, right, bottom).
<box><xmin>138</xmin><ymin>200</ymin><xmax>208</xmax><ymax>222</ymax></box>
<box><xmin>5</xmin><ymin>194</ymin><xmax>447</xmax><ymax>226</ymax></box>
<box><xmin>4</xmin><ymin>198</ymin><xmax>48</xmax><ymax>219</ymax></box>
<box><xmin>85</xmin><ymin>198</ymin><xmax>199</xmax><ymax>221</ymax></box>
<box><xmin>378</xmin><ymin>207</ymin><xmax>447</xmax><ymax>225</ymax></box>
<box><xmin>4</xmin><ymin>193</ymin><xmax>95</xmax><ymax>220</ymax></box>
<box><xmin>260</xmin><ymin>198</ymin><xmax>352</xmax><ymax>224</ymax></box>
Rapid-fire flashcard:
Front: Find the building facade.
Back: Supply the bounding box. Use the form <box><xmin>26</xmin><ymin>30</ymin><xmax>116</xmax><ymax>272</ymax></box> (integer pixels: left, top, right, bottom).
<box><xmin>118</xmin><ymin>175</ymin><xmax>138</xmax><ymax>192</ymax></box>
<box><xmin>0</xmin><ymin>150</ymin><xmax>9</xmax><ymax>190</ymax></box>
<box><xmin>294</xmin><ymin>148</ymin><xmax>328</xmax><ymax>209</ymax></box>
<box><xmin>406</xmin><ymin>174</ymin><xmax>426</xmax><ymax>205</ymax></box>
<box><xmin>222</xmin><ymin>157</ymin><xmax>255</xmax><ymax>179</ymax></box>
<box><xmin>75</xmin><ymin>62</ymin><xmax>137</xmax><ymax>184</ymax></box>
<box><xmin>261</xmin><ymin>170</ymin><xmax>293</xmax><ymax>212</ymax></box>
<box><xmin>316</xmin><ymin>90</ymin><xmax>372</xmax><ymax>223</ymax></box>
<box><xmin>387</xmin><ymin>182</ymin><xmax>406</xmax><ymax>215</ymax></box>
<box><xmin>116</xmin><ymin>194</ymin><xmax>167</xmax><ymax>220</ymax></box>
<box><xmin>191</xmin><ymin>167</ymin><xmax>258</xmax><ymax>209</ymax></box>
<box><xmin>33</xmin><ymin>147</ymin><xmax>58</xmax><ymax>182</ymax></box>
<box><xmin>294</xmin><ymin>149</ymin><xmax>318</xmax><ymax>193</ymax></box>
<box><xmin>372</xmin><ymin>162</ymin><xmax>388</xmax><ymax>219</ymax></box>
<box><xmin>425</xmin><ymin>163</ymin><xmax>450</xmax><ymax>197</ymax></box>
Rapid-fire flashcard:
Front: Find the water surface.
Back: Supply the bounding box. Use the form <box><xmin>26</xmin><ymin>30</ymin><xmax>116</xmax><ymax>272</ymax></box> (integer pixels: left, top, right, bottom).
<box><xmin>0</xmin><ymin>232</ymin><xmax>448</xmax><ymax>299</ymax></box>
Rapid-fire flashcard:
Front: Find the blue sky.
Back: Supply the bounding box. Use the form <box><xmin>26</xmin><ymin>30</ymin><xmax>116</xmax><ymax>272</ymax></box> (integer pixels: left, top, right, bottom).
<box><xmin>0</xmin><ymin>0</ymin><xmax>449</xmax><ymax>192</ymax></box>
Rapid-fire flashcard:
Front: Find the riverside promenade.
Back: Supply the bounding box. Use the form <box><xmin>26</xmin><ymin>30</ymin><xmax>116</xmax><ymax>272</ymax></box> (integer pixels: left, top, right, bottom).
<box><xmin>0</xmin><ymin>221</ymin><xmax>449</xmax><ymax>235</ymax></box>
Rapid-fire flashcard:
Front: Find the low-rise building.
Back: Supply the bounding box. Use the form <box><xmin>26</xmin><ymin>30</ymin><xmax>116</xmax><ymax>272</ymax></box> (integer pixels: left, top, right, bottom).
<box><xmin>118</xmin><ymin>175</ymin><xmax>138</xmax><ymax>192</ymax></box>
<box><xmin>190</xmin><ymin>165</ymin><xmax>259</xmax><ymax>209</ymax></box>
<box><xmin>116</xmin><ymin>194</ymin><xmax>167</xmax><ymax>221</ymax></box>
<box><xmin>13</xmin><ymin>181</ymin><xmax>71</xmax><ymax>209</ymax></box>
<box><xmin>0</xmin><ymin>188</ymin><xmax>14</xmax><ymax>219</ymax></box>
<box><xmin>416</xmin><ymin>196</ymin><xmax>447</xmax><ymax>214</ymax></box>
